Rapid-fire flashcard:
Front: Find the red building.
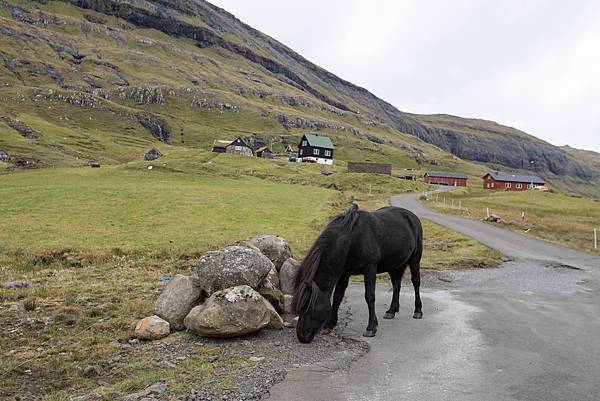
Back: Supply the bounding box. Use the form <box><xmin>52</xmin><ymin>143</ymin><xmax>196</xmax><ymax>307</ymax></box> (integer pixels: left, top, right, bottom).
<box><xmin>424</xmin><ymin>172</ymin><xmax>468</xmax><ymax>187</ymax></box>
<box><xmin>483</xmin><ymin>172</ymin><xmax>545</xmax><ymax>191</ymax></box>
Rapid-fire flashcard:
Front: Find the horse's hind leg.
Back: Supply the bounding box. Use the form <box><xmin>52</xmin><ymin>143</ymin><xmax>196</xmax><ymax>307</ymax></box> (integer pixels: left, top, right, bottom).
<box><xmin>322</xmin><ymin>273</ymin><xmax>350</xmax><ymax>335</ymax></box>
<box><xmin>409</xmin><ymin>249</ymin><xmax>423</xmax><ymax>319</ymax></box>
<box><xmin>363</xmin><ymin>265</ymin><xmax>378</xmax><ymax>337</ymax></box>
<box><xmin>384</xmin><ymin>266</ymin><xmax>407</xmax><ymax>319</ymax></box>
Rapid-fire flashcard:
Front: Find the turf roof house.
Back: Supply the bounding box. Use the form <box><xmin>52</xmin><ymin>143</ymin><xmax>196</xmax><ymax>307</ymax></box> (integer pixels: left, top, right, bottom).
<box><xmin>211</xmin><ymin>137</ymin><xmax>253</xmax><ymax>157</ymax></box>
<box><xmin>297</xmin><ymin>134</ymin><xmax>335</xmax><ymax>165</ymax></box>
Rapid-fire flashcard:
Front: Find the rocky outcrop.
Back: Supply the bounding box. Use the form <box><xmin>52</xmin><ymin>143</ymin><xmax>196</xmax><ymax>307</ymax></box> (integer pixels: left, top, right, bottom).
<box><xmin>138</xmin><ymin>115</ymin><xmax>170</xmax><ymax>143</ymax></box>
<box><xmin>183</xmin><ymin>285</ymin><xmax>276</xmax><ymax>338</ymax></box>
<box><xmin>154</xmin><ymin>275</ymin><xmax>203</xmax><ymax>331</ymax></box>
<box><xmin>117</xmin><ymin>86</ymin><xmax>165</xmax><ymax>105</ymax></box>
<box><xmin>194</xmin><ymin>246</ymin><xmax>273</xmax><ymax>295</ymax></box>
<box><xmin>0</xmin><ymin>116</ymin><xmax>40</xmax><ymax>139</ymax></box>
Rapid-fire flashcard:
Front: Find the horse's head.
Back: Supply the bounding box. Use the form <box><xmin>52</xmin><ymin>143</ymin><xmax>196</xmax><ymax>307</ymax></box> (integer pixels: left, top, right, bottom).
<box><xmin>295</xmin><ymin>281</ymin><xmax>331</xmax><ymax>343</ymax></box>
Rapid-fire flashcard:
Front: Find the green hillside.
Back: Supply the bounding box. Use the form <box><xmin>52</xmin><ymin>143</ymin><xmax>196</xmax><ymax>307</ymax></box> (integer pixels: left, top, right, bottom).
<box><xmin>0</xmin><ymin>0</ymin><xmax>597</xmax><ymax>196</ymax></box>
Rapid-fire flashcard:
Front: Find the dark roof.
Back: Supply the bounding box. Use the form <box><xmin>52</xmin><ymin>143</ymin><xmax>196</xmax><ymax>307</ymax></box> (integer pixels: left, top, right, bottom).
<box><xmin>303</xmin><ymin>134</ymin><xmax>334</xmax><ymax>149</ymax></box>
<box><xmin>425</xmin><ymin>171</ymin><xmax>468</xmax><ymax>179</ymax></box>
<box><xmin>226</xmin><ymin>137</ymin><xmax>251</xmax><ymax>148</ymax></box>
<box><xmin>256</xmin><ymin>146</ymin><xmax>272</xmax><ymax>153</ymax></box>
<box><xmin>484</xmin><ymin>172</ymin><xmax>545</xmax><ymax>184</ymax></box>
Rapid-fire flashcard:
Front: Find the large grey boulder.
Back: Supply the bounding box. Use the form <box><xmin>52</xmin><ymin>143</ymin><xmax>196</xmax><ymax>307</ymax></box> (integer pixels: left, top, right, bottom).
<box><xmin>195</xmin><ymin>246</ymin><xmax>273</xmax><ymax>295</ymax></box>
<box><xmin>184</xmin><ymin>285</ymin><xmax>281</xmax><ymax>338</ymax></box>
<box><xmin>279</xmin><ymin>258</ymin><xmax>301</xmax><ymax>295</ymax></box>
<box><xmin>155</xmin><ymin>275</ymin><xmax>204</xmax><ymax>331</ymax></box>
<box><xmin>247</xmin><ymin>235</ymin><xmax>292</xmax><ymax>270</ymax></box>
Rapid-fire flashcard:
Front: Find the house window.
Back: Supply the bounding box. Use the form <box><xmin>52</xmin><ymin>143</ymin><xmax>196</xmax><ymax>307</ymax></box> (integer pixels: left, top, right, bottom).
<box><xmin>313</xmin><ymin>149</ymin><xmax>320</xmax><ymax>155</ymax></box>
<box><xmin>490</xmin><ymin>182</ymin><xmax>495</xmax><ymax>188</ymax></box>
<box><xmin>234</xmin><ymin>146</ymin><xmax>242</xmax><ymax>151</ymax></box>
<box><xmin>302</xmin><ymin>141</ymin><xmax>307</xmax><ymax>146</ymax></box>
<box><xmin>506</xmin><ymin>182</ymin><xmax>512</xmax><ymax>188</ymax></box>
<box><xmin>516</xmin><ymin>183</ymin><xmax>523</xmax><ymax>189</ymax></box>
<box><xmin>528</xmin><ymin>183</ymin><xmax>534</xmax><ymax>189</ymax></box>
<box><xmin>324</xmin><ymin>150</ymin><xmax>331</xmax><ymax>157</ymax></box>
<box><xmin>299</xmin><ymin>149</ymin><xmax>303</xmax><ymax>156</ymax></box>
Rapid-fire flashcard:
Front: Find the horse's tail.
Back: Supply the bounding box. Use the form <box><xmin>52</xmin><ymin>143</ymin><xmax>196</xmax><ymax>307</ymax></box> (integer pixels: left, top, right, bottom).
<box><xmin>293</xmin><ymin>203</ymin><xmax>360</xmax><ymax>313</ymax></box>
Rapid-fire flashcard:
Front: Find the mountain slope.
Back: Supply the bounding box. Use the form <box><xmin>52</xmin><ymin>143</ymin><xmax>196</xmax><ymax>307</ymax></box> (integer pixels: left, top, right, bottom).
<box><xmin>0</xmin><ymin>0</ymin><xmax>598</xmax><ymax>196</ymax></box>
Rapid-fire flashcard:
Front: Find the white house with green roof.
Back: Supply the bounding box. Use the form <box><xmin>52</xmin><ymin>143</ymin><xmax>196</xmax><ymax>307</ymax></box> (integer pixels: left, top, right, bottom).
<box><xmin>297</xmin><ymin>134</ymin><xmax>335</xmax><ymax>165</ymax></box>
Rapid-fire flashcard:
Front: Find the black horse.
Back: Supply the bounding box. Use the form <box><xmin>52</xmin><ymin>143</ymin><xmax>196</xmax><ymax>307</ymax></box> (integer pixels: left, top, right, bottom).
<box><xmin>293</xmin><ymin>204</ymin><xmax>423</xmax><ymax>344</ymax></box>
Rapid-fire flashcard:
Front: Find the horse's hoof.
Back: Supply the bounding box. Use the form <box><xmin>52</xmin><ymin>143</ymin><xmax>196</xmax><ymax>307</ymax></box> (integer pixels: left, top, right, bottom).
<box><xmin>321</xmin><ymin>327</ymin><xmax>333</xmax><ymax>335</ymax></box>
<box><xmin>362</xmin><ymin>328</ymin><xmax>377</xmax><ymax>337</ymax></box>
<box><xmin>413</xmin><ymin>312</ymin><xmax>423</xmax><ymax>319</ymax></box>
<box><xmin>383</xmin><ymin>312</ymin><xmax>395</xmax><ymax>319</ymax></box>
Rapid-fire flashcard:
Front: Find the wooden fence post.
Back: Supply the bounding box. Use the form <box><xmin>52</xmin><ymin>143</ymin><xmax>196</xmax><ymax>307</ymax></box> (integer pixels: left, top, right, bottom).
<box><xmin>595</xmin><ymin>228</ymin><xmax>597</xmax><ymax>251</ymax></box>
<box><xmin>486</xmin><ymin>207</ymin><xmax>490</xmax><ymax>218</ymax></box>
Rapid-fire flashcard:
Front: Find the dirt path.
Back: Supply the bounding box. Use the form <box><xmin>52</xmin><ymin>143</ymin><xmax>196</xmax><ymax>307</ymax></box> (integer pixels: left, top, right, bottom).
<box><xmin>264</xmin><ymin>193</ymin><xmax>600</xmax><ymax>401</ymax></box>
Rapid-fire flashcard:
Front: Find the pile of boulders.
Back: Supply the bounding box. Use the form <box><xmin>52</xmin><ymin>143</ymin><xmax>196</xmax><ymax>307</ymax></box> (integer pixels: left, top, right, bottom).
<box><xmin>134</xmin><ymin>235</ymin><xmax>301</xmax><ymax>340</ymax></box>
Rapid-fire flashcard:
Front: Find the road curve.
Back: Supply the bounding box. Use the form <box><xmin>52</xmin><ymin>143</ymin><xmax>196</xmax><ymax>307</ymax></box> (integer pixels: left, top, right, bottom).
<box><xmin>266</xmin><ymin>193</ymin><xmax>600</xmax><ymax>401</ymax></box>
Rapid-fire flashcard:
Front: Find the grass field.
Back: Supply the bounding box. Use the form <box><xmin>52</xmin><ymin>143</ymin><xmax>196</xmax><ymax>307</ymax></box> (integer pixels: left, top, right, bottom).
<box><xmin>0</xmin><ymin>163</ymin><xmax>341</xmax><ymax>256</ymax></box>
<box><xmin>424</xmin><ymin>188</ymin><xmax>600</xmax><ymax>253</ymax></box>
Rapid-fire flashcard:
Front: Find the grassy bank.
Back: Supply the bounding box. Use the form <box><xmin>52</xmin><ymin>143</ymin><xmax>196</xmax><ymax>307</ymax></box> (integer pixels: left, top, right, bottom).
<box><xmin>424</xmin><ymin>188</ymin><xmax>600</xmax><ymax>253</ymax></box>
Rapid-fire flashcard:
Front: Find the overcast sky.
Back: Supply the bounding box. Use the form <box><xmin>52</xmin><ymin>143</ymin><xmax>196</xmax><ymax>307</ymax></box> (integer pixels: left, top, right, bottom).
<box><xmin>210</xmin><ymin>0</ymin><xmax>600</xmax><ymax>152</ymax></box>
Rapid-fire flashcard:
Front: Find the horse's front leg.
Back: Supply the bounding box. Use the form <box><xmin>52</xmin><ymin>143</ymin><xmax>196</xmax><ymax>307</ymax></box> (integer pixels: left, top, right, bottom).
<box><xmin>363</xmin><ymin>266</ymin><xmax>378</xmax><ymax>337</ymax></box>
<box><xmin>321</xmin><ymin>273</ymin><xmax>350</xmax><ymax>335</ymax></box>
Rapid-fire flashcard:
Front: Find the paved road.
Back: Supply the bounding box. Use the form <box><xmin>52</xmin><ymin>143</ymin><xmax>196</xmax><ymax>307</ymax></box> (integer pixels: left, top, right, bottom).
<box><xmin>266</xmin><ymin>193</ymin><xmax>600</xmax><ymax>401</ymax></box>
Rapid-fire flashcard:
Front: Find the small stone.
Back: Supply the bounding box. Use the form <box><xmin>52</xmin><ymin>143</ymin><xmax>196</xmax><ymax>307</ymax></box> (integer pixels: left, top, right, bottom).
<box><xmin>134</xmin><ymin>315</ymin><xmax>170</xmax><ymax>341</ymax></box>
<box><xmin>9</xmin><ymin>304</ymin><xmax>20</xmax><ymax>312</ymax></box>
<box><xmin>249</xmin><ymin>356</ymin><xmax>265</xmax><ymax>362</ymax></box>
<box><xmin>207</xmin><ymin>355</ymin><xmax>219</xmax><ymax>363</ymax></box>
<box><xmin>128</xmin><ymin>338</ymin><xmax>140</xmax><ymax>345</ymax></box>
<box><xmin>83</xmin><ymin>365</ymin><xmax>98</xmax><ymax>376</ymax></box>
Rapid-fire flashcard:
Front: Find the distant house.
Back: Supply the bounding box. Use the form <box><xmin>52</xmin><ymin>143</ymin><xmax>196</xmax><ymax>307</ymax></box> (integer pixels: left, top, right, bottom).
<box><xmin>424</xmin><ymin>172</ymin><xmax>468</xmax><ymax>187</ymax></box>
<box><xmin>225</xmin><ymin>137</ymin><xmax>253</xmax><ymax>157</ymax></box>
<box><xmin>483</xmin><ymin>173</ymin><xmax>545</xmax><ymax>191</ymax></box>
<box><xmin>212</xmin><ymin>137</ymin><xmax>254</xmax><ymax>157</ymax></box>
<box><xmin>212</xmin><ymin>140</ymin><xmax>232</xmax><ymax>153</ymax></box>
<box><xmin>297</xmin><ymin>134</ymin><xmax>334</xmax><ymax>165</ymax></box>
<box><xmin>256</xmin><ymin>146</ymin><xmax>273</xmax><ymax>159</ymax></box>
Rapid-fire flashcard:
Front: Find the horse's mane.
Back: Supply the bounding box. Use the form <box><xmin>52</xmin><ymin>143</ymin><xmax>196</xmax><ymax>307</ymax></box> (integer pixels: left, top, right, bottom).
<box><xmin>293</xmin><ymin>203</ymin><xmax>360</xmax><ymax>313</ymax></box>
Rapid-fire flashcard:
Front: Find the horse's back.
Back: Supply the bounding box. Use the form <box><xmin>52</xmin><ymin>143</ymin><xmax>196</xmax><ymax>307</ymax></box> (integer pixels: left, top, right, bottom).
<box><xmin>354</xmin><ymin>207</ymin><xmax>422</xmax><ymax>266</ymax></box>
<box><xmin>371</xmin><ymin>206</ymin><xmax>422</xmax><ymax>238</ymax></box>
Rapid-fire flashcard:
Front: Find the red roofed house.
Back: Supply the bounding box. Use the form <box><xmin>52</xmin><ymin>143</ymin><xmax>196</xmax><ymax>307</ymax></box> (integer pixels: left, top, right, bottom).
<box><xmin>483</xmin><ymin>172</ymin><xmax>545</xmax><ymax>191</ymax></box>
<box><xmin>424</xmin><ymin>172</ymin><xmax>468</xmax><ymax>187</ymax></box>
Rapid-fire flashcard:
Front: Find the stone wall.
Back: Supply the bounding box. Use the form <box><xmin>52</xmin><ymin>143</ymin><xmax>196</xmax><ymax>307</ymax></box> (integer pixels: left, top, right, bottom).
<box><xmin>347</xmin><ymin>162</ymin><xmax>392</xmax><ymax>175</ymax></box>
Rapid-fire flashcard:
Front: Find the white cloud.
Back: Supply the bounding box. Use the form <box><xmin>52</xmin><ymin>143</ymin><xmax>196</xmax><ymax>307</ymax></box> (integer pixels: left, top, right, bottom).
<box><xmin>211</xmin><ymin>0</ymin><xmax>600</xmax><ymax>151</ymax></box>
